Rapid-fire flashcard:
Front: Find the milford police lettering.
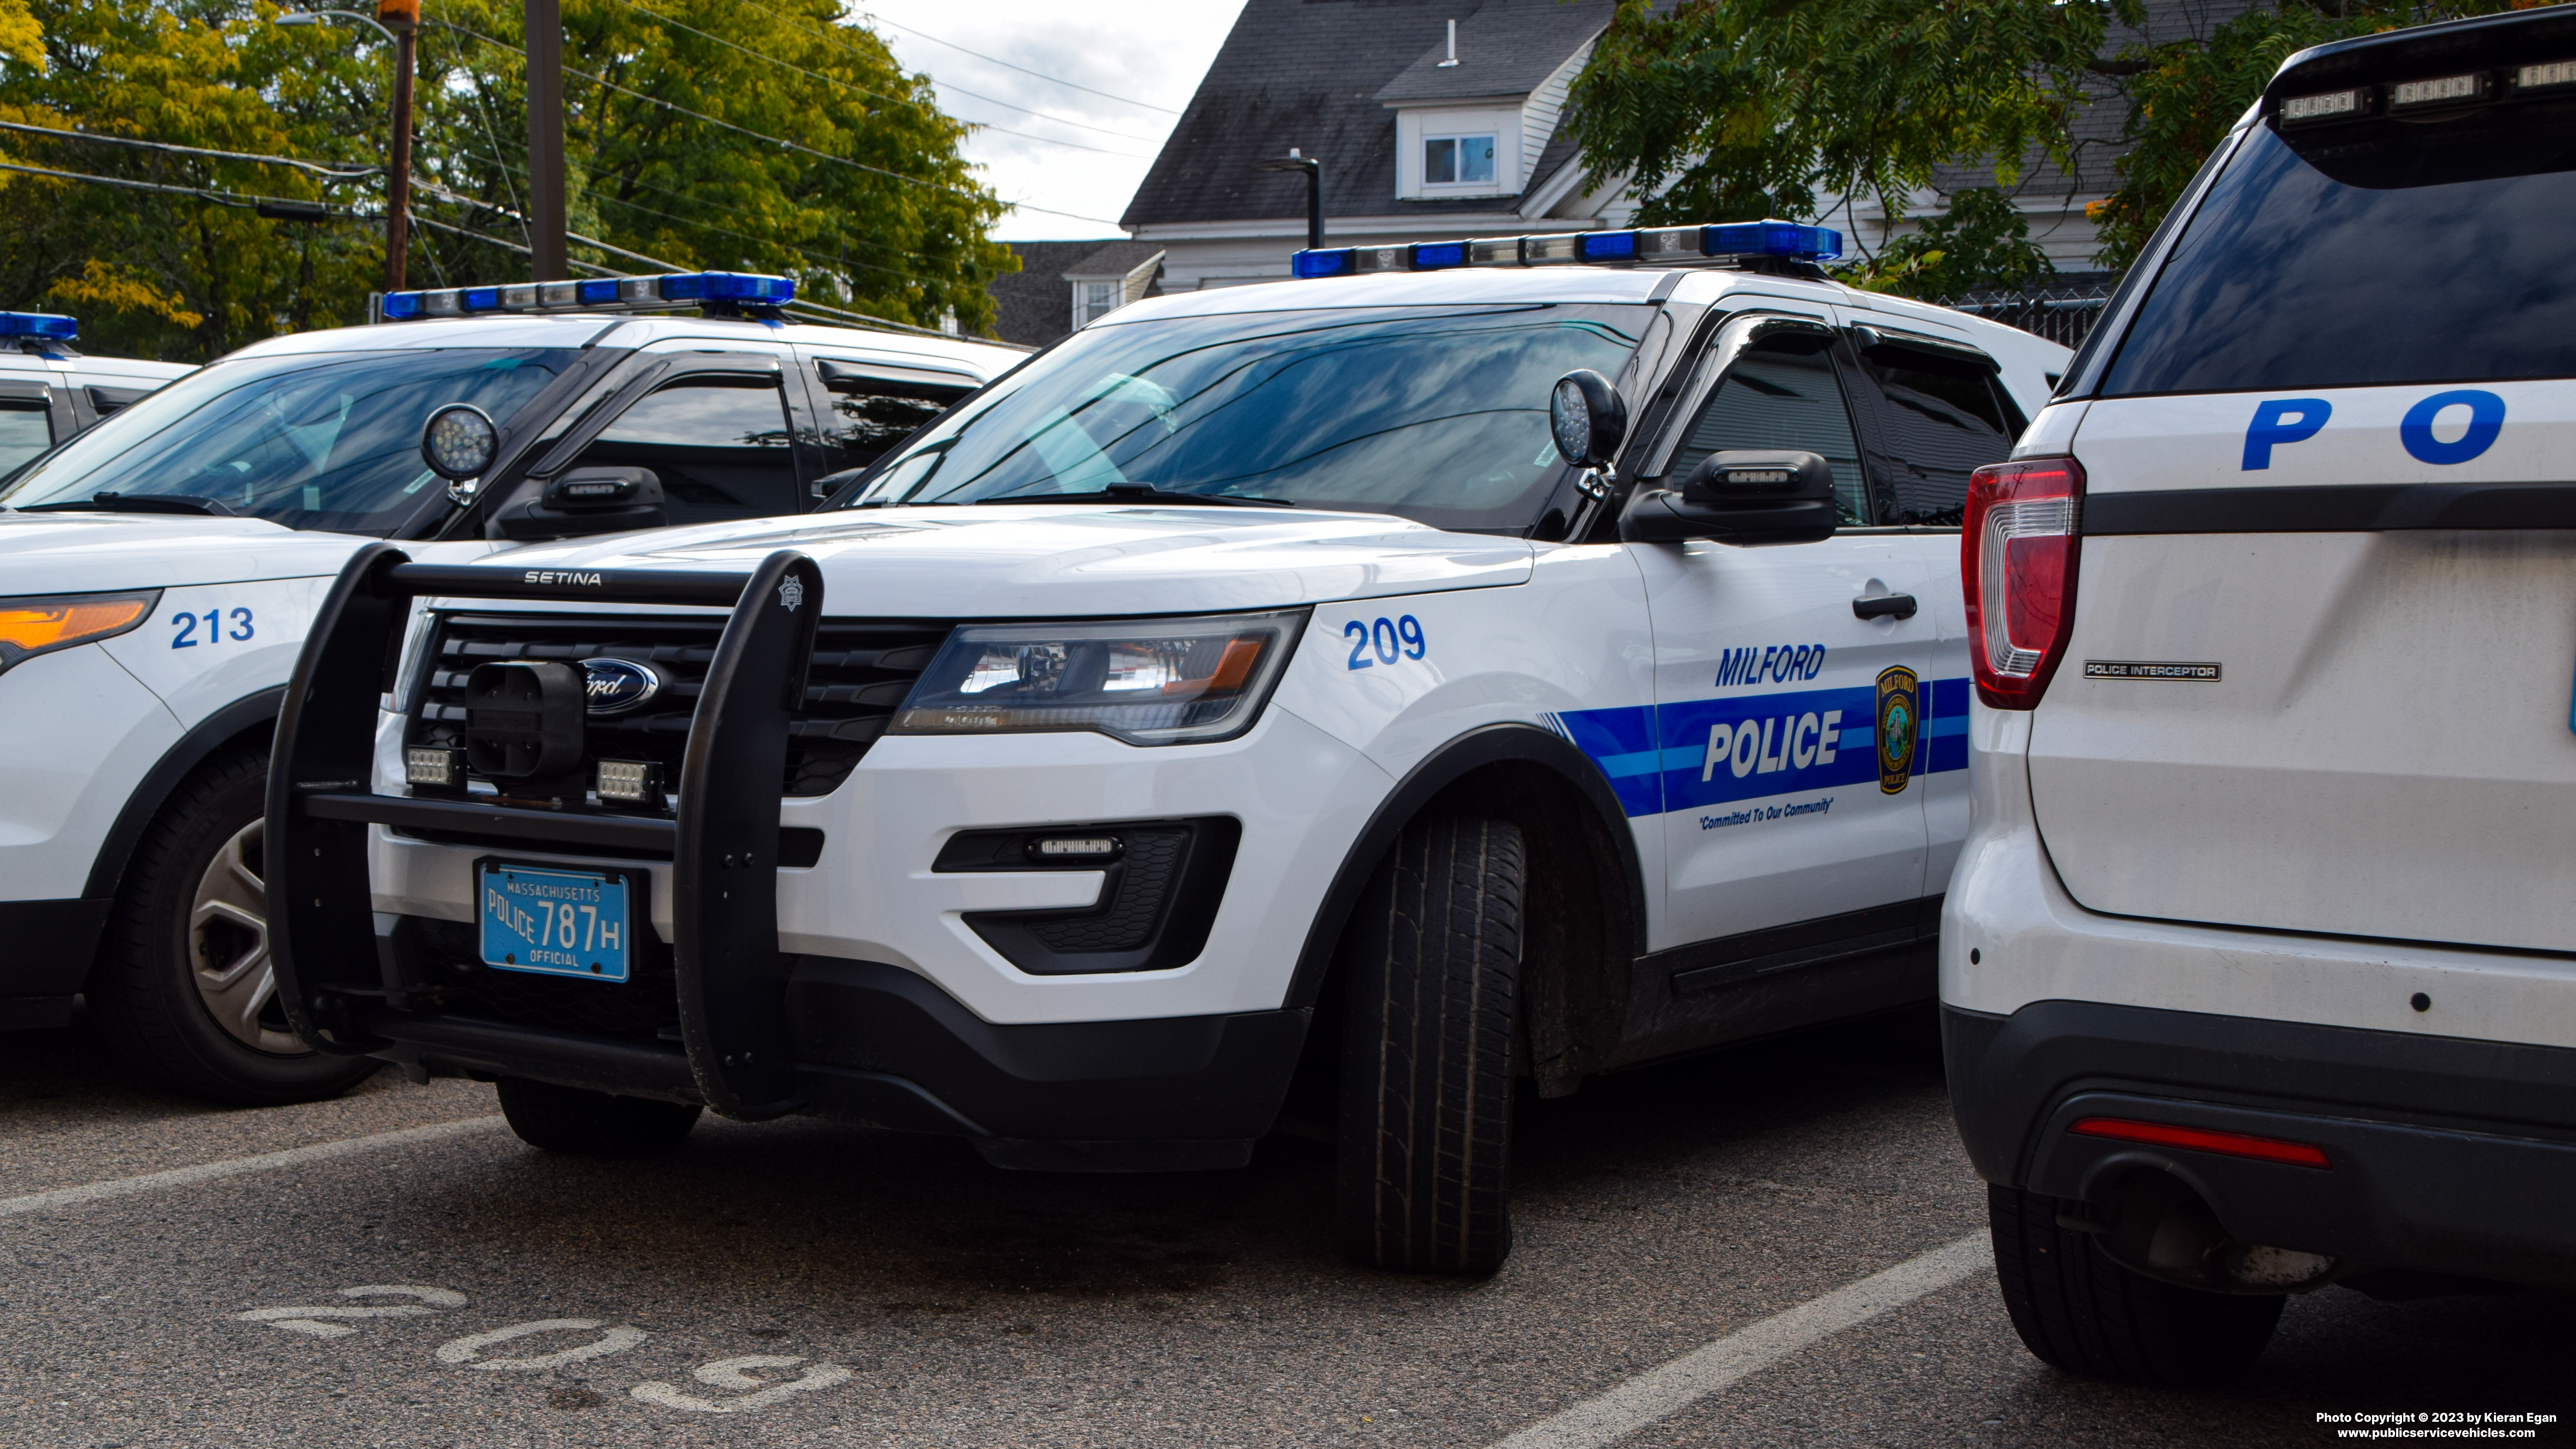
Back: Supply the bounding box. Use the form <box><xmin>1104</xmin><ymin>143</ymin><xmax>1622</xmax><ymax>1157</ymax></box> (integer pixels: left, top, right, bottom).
<box><xmin>1542</xmin><ymin>677</ymin><xmax>1965</xmax><ymax>820</ymax></box>
<box><xmin>1715</xmin><ymin>643</ymin><xmax>1827</xmax><ymax>688</ymax></box>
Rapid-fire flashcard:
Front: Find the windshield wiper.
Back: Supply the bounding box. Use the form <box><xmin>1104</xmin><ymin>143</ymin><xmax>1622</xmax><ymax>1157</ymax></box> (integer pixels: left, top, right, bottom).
<box><xmin>971</xmin><ymin>484</ymin><xmax>1292</xmax><ymax>508</ymax></box>
<box><xmin>16</xmin><ymin>491</ymin><xmax>238</xmax><ymax>517</ymax></box>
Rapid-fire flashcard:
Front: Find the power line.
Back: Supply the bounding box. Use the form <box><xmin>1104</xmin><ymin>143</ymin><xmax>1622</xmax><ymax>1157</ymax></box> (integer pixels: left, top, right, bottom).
<box><xmin>432</xmin><ymin>19</ymin><xmax>1125</xmax><ymax>225</ymax></box>
<box><xmin>611</xmin><ymin>0</ymin><xmax>1151</xmax><ymax>158</ymax></box>
<box><xmin>0</xmin><ymin>158</ymin><xmax>371</xmax><ymax>215</ymax></box>
<box><xmin>0</xmin><ymin>118</ymin><xmax>382</xmax><ymax>178</ymax></box>
<box><xmin>719</xmin><ymin>0</ymin><xmax>1166</xmax><ymax>142</ymax></box>
<box><xmin>854</xmin><ymin>9</ymin><xmax>1180</xmax><ymax>115</ymax></box>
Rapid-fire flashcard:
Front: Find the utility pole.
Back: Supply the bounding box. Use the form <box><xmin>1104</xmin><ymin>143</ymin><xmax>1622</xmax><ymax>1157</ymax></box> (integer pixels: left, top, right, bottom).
<box><xmin>1254</xmin><ymin>150</ymin><xmax>1323</xmax><ymax>251</ymax></box>
<box><xmin>525</xmin><ymin>0</ymin><xmax>567</xmax><ymax>281</ymax></box>
<box><xmin>378</xmin><ymin>0</ymin><xmax>418</xmax><ymax>291</ymax></box>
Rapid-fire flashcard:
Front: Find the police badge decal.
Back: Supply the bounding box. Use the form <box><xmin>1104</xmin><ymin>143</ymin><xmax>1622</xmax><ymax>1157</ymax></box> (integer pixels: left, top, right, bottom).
<box><xmin>1874</xmin><ymin>665</ymin><xmax>1918</xmax><ymax>795</ymax></box>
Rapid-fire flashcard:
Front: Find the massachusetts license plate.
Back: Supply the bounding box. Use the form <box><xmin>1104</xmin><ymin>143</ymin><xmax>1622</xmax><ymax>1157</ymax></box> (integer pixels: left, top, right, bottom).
<box><xmin>478</xmin><ymin>863</ymin><xmax>632</xmax><ymax>982</ymax></box>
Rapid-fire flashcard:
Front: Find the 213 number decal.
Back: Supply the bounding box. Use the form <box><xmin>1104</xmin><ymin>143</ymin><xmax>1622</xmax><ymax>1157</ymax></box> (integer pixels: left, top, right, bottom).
<box><xmin>171</xmin><ymin>607</ymin><xmax>254</xmax><ymax>648</ymax></box>
<box><xmin>1343</xmin><ymin>614</ymin><xmax>1427</xmax><ymax>670</ymax></box>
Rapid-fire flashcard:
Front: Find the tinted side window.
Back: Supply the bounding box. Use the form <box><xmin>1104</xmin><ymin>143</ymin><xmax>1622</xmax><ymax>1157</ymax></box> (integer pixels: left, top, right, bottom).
<box><xmin>574</xmin><ymin>378</ymin><xmax>797</xmax><ymax>526</ymax></box>
<box><xmin>0</xmin><ymin>403</ymin><xmax>53</xmax><ymax>478</ymax></box>
<box><xmin>1847</xmin><ymin>349</ymin><xmax>2015</xmax><ymax>527</ymax></box>
<box><xmin>1666</xmin><ymin>341</ymin><xmax>1868</xmax><ymax>525</ymax></box>
<box><xmin>815</xmin><ymin>374</ymin><xmax>971</xmax><ymax>475</ymax></box>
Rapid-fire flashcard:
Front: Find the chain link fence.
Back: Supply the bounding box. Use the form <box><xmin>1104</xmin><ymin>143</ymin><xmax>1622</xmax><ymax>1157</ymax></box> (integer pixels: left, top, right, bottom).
<box><xmin>1932</xmin><ymin>281</ymin><xmax>2121</xmax><ymax>350</ymax></box>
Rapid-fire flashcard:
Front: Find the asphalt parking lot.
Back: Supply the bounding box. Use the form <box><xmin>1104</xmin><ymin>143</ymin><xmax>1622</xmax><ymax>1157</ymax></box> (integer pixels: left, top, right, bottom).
<box><xmin>3</xmin><ymin>1007</ymin><xmax>2568</xmax><ymax>1449</ymax></box>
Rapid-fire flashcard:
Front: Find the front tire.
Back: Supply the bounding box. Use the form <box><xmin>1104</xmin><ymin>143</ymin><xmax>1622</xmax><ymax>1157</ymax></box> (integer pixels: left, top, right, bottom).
<box><xmin>1335</xmin><ymin>815</ymin><xmax>1524</xmax><ymax>1276</ymax></box>
<box><xmin>87</xmin><ymin>747</ymin><xmax>379</xmax><ymax>1106</ymax></box>
<box><xmin>497</xmin><ymin>1077</ymin><xmax>702</xmax><ymax>1157</ymax></box>
<box><xmin>1988</xmin><ymin>1183</ymin><xmax>2284</xmax><ymax>1388</ymax></box>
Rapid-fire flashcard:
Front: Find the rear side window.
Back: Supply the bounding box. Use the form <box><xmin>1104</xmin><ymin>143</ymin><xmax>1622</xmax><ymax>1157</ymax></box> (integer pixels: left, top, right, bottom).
<box><xmin>0</xmin><ymin>399</ymin><xmax>51</xmax><ymax>478</ymax></box>
<box><xmin>1845</xmin><ymin>347</ymin><xmax>2018</xmax><ymax>527</ymax></box>
<box><xmin>574</xmin><ymin>378</ymin><xmax>798</xmax><ymax>526</ymax></box>
<box><xmin>1665</xmin><ymin>341</ymin><xmax>1868</xmax><ymax>526</ymax></box>
<box><xmin>2102</xmin><ymin>101</ymin><xmax>2576</xmax><ymax>394</ymax></box>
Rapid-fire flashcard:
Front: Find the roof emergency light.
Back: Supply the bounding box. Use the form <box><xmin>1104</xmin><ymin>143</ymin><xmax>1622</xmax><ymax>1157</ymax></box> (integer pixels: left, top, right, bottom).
<box><xmin>0</xmin><ymin>311</ymin><xmax>79</xmax><ymax>341</ymax></box>
<box><xmin>1289</xmin><ymin>219</ymin><xmax>1841</xmax><ymax>281</ymax></box>
<box><xmin>378</xmin><ymin>270</ymin><xmax>795</xmax><ymax>322</ymax></box>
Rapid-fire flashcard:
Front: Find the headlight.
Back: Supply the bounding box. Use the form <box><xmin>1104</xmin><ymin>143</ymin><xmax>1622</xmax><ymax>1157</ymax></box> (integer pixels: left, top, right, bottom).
<box><xmin>0</xmin><ymin>590</ymin><xmax>159</xmax><ymax>675</ymax></box>
<box><xmin>890</xmin><ymin>609</ymin><xmax>1308</xmax><ymax>746</ymax></box>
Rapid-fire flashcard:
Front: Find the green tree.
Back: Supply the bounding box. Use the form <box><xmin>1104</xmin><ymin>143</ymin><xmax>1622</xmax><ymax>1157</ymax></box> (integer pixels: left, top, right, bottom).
<box><xmin>1564</xmin><ymin>0</ymin><xmax>2525</xmax><ymax>294</ymax></box>
<box><xmin>1845</xmin><ymin>186</ymin><xmax>2054</xmax><ymax>296</ymax></box>
<box><xmin>0</xmin><ymin>0</ymin><xmax>1014</xmax><ymax>362</ymax></box>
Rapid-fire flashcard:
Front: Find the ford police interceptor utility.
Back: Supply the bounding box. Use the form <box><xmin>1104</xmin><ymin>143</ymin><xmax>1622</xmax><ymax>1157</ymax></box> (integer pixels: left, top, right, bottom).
<box><xmin>1946</xmin><ymin>5</ymin><xmax>2576</xmax><ymax>1387</ymax></box>
<box><xmin>0</xmin><ymin>310</ymin><xmax>192</xmax><ymax>479</ymax></box>
<box><xmin>268</xmin><ymin>223</ymin><xmax>2066</xmax><ymax>1275</ymax></box>
<box><xmin>0</xmin><ymin>273</ymin><xmax>1018</xmax><ymax>1105</ymax></box>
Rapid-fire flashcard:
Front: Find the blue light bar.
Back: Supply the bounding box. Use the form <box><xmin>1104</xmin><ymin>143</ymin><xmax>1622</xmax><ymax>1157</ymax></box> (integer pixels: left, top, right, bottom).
<box><xmin>1290</xmin><ymin>248</ymin><xmax>1354</xmax><ymax>279</ymax></box>
<box><xmin>0</xmin><ymin>311</ymin><xmax>78</xmax><ymax>340</ymax></box>
<box><xmin>1282</xmin><ymin>216</ymin><xmax>1842</xmax><ymax>284</ymax></box>
<box><xmin>378</xmin><ymin>269</ymin><xmax>798</xmax><ymax>322</ymax></box>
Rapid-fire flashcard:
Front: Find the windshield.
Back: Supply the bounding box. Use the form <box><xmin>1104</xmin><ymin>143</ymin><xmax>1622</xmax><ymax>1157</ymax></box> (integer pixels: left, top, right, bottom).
<box><xmin>2101</xmin><ymin>100</ymin><xmax>2576</xmax><ymax>394</ymax></box>
<box><xmin>842</xmin><ymin>303</ymin><xmax>1654</xmax><ymax>532</ymax></box>
<box><xmin>0</xmin><ymin>347</ymin><xmax>583</xmax><ymax>533</ymax></box>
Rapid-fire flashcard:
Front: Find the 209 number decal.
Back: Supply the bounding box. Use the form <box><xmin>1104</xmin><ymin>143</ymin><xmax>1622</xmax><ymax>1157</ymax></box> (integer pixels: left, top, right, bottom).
<box><xmin>1344</xmin><ymin>615</ymin><xmax>1427</xmax><ymax>669</ymax></box>
<box><xmin>171</xmin><ymin>607</ymin><xmax>254</xmax><ymax>648</ymax></box>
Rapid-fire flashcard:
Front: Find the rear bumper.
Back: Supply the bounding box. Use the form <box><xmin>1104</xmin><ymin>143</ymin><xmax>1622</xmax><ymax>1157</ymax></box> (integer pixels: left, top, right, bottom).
<box><xmin>0</xmin><ymin>897</ymin><xmax>110</xmax><ymax>1028</ymax></box>
<box><xmin>364</xmin><ymin>955</ymin><xmax>1312</xmax><ymax>1168</ymax></box>
<box><xmin>1945</xmin><ymin>1001</ymin><xmax>2576</xmax><ymax>1289</ymax></box>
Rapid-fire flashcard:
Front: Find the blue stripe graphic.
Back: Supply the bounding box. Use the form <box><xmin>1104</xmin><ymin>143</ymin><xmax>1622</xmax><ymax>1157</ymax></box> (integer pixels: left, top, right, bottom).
<box><xmin>1557</xmin><ymin>677</ymin><xmax>1970</xmax><ymax>818</ymax></box>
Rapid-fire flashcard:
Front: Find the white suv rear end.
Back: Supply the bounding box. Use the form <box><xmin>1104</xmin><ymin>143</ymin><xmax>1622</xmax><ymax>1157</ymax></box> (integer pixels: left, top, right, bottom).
<box><xmin>1944</xmin><ymin>6</ymin><xmax>2576</xmax><ymax>1388</ymax></box>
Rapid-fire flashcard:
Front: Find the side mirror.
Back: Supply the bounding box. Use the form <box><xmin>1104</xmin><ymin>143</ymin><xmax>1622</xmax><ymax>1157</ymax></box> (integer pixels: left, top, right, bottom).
<box><xmin>1620</xmin><ymin>449</ymin><xmax>1838</xmax><ymax>546</ymax></box>
<box><xmin>420</xmin><ymin>403</ymin><xmax>499</xmax><ymax>505</ymax></box>
<box><xmin>1549</xmin><ymin>369</ymin><xmax>1627</xmax><ymax>468</ymax></box>
<box><xmin>489</xmin><ymin>466</ymin><xmax>668</xmax><ymax>542</ymax></box>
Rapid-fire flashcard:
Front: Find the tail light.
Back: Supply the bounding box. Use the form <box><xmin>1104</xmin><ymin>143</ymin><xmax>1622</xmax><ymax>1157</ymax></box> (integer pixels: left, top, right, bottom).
<box><xmin>1963</xmin><ymin>456</ymin><xmax>2085</xmax><ymax>709</ymax></box>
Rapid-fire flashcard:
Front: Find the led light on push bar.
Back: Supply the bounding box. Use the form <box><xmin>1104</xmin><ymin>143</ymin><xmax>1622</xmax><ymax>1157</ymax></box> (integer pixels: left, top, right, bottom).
<box><xmin>1033</xmin><ymin>836</ymin><xmax>1120</xmax><ymax>859</ymax></box>
<box><xmin>1289</xmin><ymin>248</ymin><xmax>1353</xmax><ymax>279</ymax></box>
<box><xmin>594</xmin><ymin>758</ymin><xmax>666</xmax><ymax>806</ymax></box>
<box><xmin>2280</xmin><ymin>87</ymin><xmax>2371</xmax><ymax>124</ymax></box>
<box><xmin>2517</xmin><ymin>60</ymin><xmax>2576</xmax><ymax>92</ymax></box>
<box><xmin>404</xmin><ymin>745</ymin><xmax>469</xmax><ymax>791</ymax></box>
<box><xmin>2070</xmin><ymin>1116</ymin><xmax>2331</xmax><ymax>1169</ymax></box>
<box><xmin>2391</xmin><ymin>72</ymin><xmax>2489</xmax><ymax>109</ymax></box>
<box><xmin>0</xmin><ymin>311</ymin><xmax>79</xmax><ymax>340</ymax></box>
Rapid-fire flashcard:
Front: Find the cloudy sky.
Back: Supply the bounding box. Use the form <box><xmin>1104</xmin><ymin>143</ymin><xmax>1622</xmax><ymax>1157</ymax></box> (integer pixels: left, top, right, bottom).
<box><xmin>852</xmin><ymin>2</ymin><xmax>1251</xmax><ymax>241</ymax></box>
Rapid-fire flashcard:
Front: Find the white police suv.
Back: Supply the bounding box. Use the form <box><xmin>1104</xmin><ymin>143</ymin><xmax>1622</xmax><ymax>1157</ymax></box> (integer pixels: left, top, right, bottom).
<box><xmin>1946</xmin><ymin>5</ymin><xmax>2576</xmax><ymax>1387</ymax></box>
<box><xmin>0</xmin><ymin>310</ymin><xmax>193</xmax><ymax>479</ymax></box>
<box><xmin>0</xmin><ymin>273</ymin><xmax>1018</xmax><ymax>1105</ymax></box>
<box><xmin>267</xmin><ymin>223</ymin><xmax>2065</xmax><ymax>1274</ymax></box>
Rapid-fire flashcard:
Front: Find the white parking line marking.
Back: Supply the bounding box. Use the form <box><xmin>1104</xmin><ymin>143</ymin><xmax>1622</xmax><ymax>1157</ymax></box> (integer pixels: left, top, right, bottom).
<box><xmin>633</xmin><ymin>1355</ymin><xmax>856</xmax><ymax>1413</ymax></box>
<box><xmin>237</xmin><ymin>1304</ymin><xmax>433</xmax><ymax>1338</ymax></box>
<box><xmin>0</xmin><ymin>1117</ymin><xmax>505</xmax><ymax>1221</ymax></box>
<box><xmin>1490</xmin><ymin>1232</ymin><xmax>1990</xmax><ymax>1449</ymax></box>
<box><xmin>437</xmin><ymin>1319</ymin><xmax>648</xmax><ymax>1370</ymax></box>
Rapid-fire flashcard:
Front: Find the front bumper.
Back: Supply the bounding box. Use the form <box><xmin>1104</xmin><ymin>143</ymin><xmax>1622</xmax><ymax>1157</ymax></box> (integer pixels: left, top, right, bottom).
<box><xmin>1945</xmin><ymin>1001</ymin><xmax>2576</xmax><ymax>1289</ymax></box>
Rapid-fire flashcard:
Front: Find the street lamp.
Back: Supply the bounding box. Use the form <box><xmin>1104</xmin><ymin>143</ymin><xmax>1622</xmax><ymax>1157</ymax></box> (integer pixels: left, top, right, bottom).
<box><xmin>1255</xmin><ymin>150</ymin><xmax>1324</xmax><ymax>252</ymax></box>
<box><xmin>275</xmin><ymin>3</ymin><xmax>416</xmax><ymax>293</ymax></box>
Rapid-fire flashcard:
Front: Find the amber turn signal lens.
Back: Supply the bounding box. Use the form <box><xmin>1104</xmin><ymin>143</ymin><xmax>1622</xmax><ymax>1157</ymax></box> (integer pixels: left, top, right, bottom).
<box><xmin>0</xmin><ymin>590</ymin><xmax>159</xmax><ymax>672</ymax></box>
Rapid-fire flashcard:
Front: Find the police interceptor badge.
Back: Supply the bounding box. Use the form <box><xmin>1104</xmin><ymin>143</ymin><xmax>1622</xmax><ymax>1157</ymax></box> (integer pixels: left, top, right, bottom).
<box><xmin>777</xmin><ymin>574</ymin><xmax>805</xmax><ymax>612</ymax></box>
<box><xmin>2083</xmin><ymin>660</ymin><xmax>2221</xmax><ymax>681</ymax></box>
<box><xmin>1875</xmin><ymin>665</ymin><xmax>1917</xmax><ymax>795</ymax></box>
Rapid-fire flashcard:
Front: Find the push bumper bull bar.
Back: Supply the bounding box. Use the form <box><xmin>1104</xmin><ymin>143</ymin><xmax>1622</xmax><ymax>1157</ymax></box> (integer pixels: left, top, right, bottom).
<box><xmin>268</xmin><ymin>542</ymin><xmax>825</xmax><ymax>1121</ymax></box>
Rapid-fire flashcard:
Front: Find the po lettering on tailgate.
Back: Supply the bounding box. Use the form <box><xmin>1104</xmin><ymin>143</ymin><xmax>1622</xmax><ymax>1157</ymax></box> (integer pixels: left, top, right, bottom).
<box><xmin>2243</xmin><ymin>389</ymin><xmax>2507</xmax><ymax>470</ymax></box>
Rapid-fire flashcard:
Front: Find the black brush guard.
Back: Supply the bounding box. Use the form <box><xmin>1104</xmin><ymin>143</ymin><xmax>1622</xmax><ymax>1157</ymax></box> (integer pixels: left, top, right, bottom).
<box><xmin>267</xmin><ymin>543</ymin><xmax>823</xmax><ymax>1120</ymax></box>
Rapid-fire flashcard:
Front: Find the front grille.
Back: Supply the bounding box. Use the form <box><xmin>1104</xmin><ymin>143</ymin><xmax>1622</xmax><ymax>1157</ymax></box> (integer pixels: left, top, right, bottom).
<box><xmin>411</xmin><ymin>613</ymin><xmax>956</xmax><ymax>799</ymax></box>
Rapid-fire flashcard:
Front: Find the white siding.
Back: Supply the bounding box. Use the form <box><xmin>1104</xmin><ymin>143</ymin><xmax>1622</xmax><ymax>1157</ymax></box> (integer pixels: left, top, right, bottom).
<box><xmin>1517</xmin><ymin>36</ymin><xmax>1596</xmax><ymax>191</ymax></box>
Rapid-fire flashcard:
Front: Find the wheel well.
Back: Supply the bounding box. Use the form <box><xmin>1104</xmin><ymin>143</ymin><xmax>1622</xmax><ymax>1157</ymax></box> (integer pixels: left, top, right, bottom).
<box><xmin>1285</xmin><ymin>727</ymin><xmax>1643</xmax><ymax>1101</ymax></box>
<box><xmin>1424</xmin><ymin>761</ymin><xmax>1636</xmax><ymax>1096</ymax></box>
<box><xmin>82</xmin><ymin>692</ymin><xmax>282</xmax><ymax>903</ymax></box>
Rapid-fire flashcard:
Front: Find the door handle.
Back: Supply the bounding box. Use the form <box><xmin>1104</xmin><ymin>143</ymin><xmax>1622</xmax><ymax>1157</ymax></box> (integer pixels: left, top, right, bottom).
<box><xmin>1853</xmin><ymin>593</ymin><xmax>1918</xmax><ymax>621</ymax></box>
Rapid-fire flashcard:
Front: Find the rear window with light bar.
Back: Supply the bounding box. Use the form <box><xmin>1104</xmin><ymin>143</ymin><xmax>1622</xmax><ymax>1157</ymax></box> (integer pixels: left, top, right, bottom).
<box><xmin>2099</xmin><ymin>54</ymin><xmax>2576</xmax><ymax>395</ymax></box>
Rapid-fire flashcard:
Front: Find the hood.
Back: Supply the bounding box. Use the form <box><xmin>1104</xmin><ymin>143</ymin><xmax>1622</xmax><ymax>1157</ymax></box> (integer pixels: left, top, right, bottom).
<box><xmin>0</xmin><ymin>513</ymin><xmax>378</xmax><ymax>594</ymax></box>
<box><xmin>473</xmin><ymin>505</ymin><xmax>1534</xmax><ymax>617</ymax></box>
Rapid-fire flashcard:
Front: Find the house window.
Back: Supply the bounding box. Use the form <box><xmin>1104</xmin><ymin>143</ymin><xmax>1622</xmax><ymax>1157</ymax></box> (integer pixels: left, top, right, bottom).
<box><xmin>1072</xmin><ymin>280</ymin><xmax>1120</xmax><ymax>327</ymax></box>
<box><xmin>1424</xmin><ymin>133</ymin><xmax>1497</xmax><ymax>187</ymax></box>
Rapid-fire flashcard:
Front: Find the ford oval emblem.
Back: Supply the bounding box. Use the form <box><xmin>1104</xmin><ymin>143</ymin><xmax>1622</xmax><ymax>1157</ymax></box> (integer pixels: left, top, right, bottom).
<box><xmin>580</xmin><ymin>657</ymin><xmax>663</xmax><ymax>716</ymax></box>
